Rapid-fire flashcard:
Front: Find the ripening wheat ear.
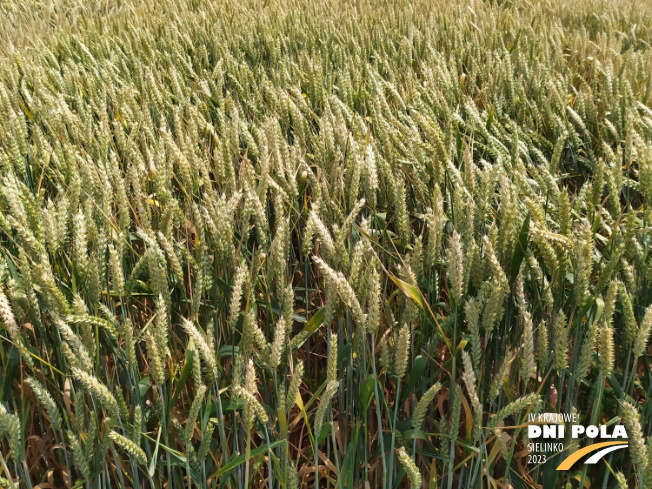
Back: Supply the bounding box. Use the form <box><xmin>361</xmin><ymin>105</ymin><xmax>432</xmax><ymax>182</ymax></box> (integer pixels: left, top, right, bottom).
<box><xmin>234</xmin><ymin>359</ymin><xmax>268</xmax><ymax>431</ymax></box>
<box><xmin>424</xmin><ymin>189</ymin><xmax>446</xmax><ymax>270</ymax></box>
<box><xmin>71</xmin><ymin>367</ymin><xmax>119</xmax><ymax>416</ymax></box>
<box><xmin>394</xmin><ymin>323</ymin><xmax>410</xmax><ymax>380</ymax></box>
<box><xmin>552</xmin><ymin>310</ymin><xmax>568</xmax><ymax>370</ymax></box>
<box><xmin>465</xmin><ymin>297</ymin><xmax>482</xmax><ymax>372</ymax></box>
<box><xmin>229</xmin><ymin>260</ymin><xmax>248</xmax><ymax>330</ymax></box>
<box><xmin>366</xmin><ymin>269</ymin><xmax>382</xmax><ymax>335</ymax></box>
<box><xmin>268</xmin><ymin>317</ymin><xmax>286</xmax><ymax>370</ymax></box>
<box><xmin>574</xmin><ymin>221</ymin><xmax>593</xmax><ymax>307</ymax></box>
<box><xmin>67</xmin><ymin>430</ymin><xmax>91</xmax><ymax>480</ymax></box>
<box><xmin>443</xmin><ymin>389</ymin><xmax>458</xmax><ymax>446</ymax></box>
<box><xmin>633</xmin><ymin>305</ymin><xmax>652</xmax><ymax>360</ymax></box>
<box><xmin>490</xmin><ymin>351</ymin><xmax>513</xmax><ymax>404</ymax></box>
<box><xmin>314</xmin><ymin>380</ymin><xmax>338</xmax><ymax>440</ymax></box>
<box><xmin>461</xmin><ymin>350</ymin><xmax>482</xmax><ymax>439</ymax></box>
<box><xmin>108</xmin><ymin>243</ymin><xmax>125</xmax><ymax>296</ymax></box>
<box><xmin>0</xmin><ymin>288</ymin><xmax>18</xmax><ymax>339</ymax></box>
<box><xmin>327</xmin><ymin>332</ymin><xmax>338</xmax><ymax>383</ymax></box>
<box><xmin>621</xmin><ymin>402</ymin><xmax>648</xmax><ymax>468</ymax></box>
<box><xmin>312</xmin><ymin>255</ymin><xmax>366</xmax><ymax>326</ymax></box>
<box><xmin>286</xmin><ymin>360</ymin><xmax>304</xmax><ymax>410</ymax></box>
<box><xmin>26</xmin><ymin>377</ymin><xmax>62</xmax><ymax>431</ymax></box>
<box><xmin>396</xmin><ymin>447</ymin><xmax>422</xmax><ymax>489</ymax></box>
<box><xmin>614</xmin><ymin>471</ymin><xmax>627</xmax><ymax>489</ymax></box>
<box><xmin>577</xmin><ymin>320</ymin><xmax>598</xmax><ymax>378</ymax></box>
<box><xmin>0</xmin><ymin>286</ymin><xmax>34</xmax><ymax>368</ymax></box>
<box><xmin>597</xmin><ymin>322</ymin><xmax>614</xmax><ymax>375</ymax></box>
<box><xmin>183</xmin><ymin>384</ymin><xmax>207</xmax><ymax>446</ymax></box>
<box><xmin>145</xmin><ymin>329</ymin><xmax>165</xmax><ymax>386</ymax></box>
<box><xmin>181</xmin><ymin>318</ymin><xmax>218</xmax><ymax>382</ymax></box>
<box><xmin>308</xmin><ymin>210</ymin><xmax>337</xmax><ymax>259</ymax></box>
<box><xmin>515</xmin><ymin>273</ymin><xmax>535</xmax><ymax>381</ymax></box>
<box><xmin>447</xmin><ymin>230</ymin><xmax>465</xmax><ymax>303</ymax></box>
<box><xmin>644</xmin><ymin>438</ymin><xmax>652</xmax><ymax>488</ymax></box>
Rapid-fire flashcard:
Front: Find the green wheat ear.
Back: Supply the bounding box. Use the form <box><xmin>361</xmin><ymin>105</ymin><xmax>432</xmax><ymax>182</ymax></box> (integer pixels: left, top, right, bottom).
<box><xmin>314</xmin><ymin>380</ymin><xmax>338</xmax><ymax>441</ymax></box>
<box><xmin>109</xmin><ymin>431</ymin><xmax>148</xmax><ymax>466</ymax></box>
<box><xmin>0</xmin><ymin>404</ymin><xmax>21</xmax><ymax>461</ymax></box>
<box><xmin>412</xmin><ymin>382</ymin><xmax>442</xmax><ymax>430</ymax></box>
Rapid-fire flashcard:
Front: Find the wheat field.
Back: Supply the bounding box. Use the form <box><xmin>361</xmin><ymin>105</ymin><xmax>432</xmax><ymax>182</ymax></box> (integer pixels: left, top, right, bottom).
<box><xmin>0</xmin><ymin>0</ymin><xmax>651</xmax><ymax>487</ymax></box>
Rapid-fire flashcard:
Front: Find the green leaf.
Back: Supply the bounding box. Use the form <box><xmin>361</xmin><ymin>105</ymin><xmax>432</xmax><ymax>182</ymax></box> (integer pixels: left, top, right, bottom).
<box><xmin>138</xmin><ymin>376</ymin><xmax>151</xmax><ymax>399</ymax></box>
<box><xmin>340</xmin><ymin>424</ymin><xmax>359</xmax><ymax>487</ymax></box>
<box><xmin>592</xmin><ymin>296</ymin><xmax>605</xmax><ymax>325</ymax></box>
<box><xmin>374</xmin><ymin>212</ymin><xmax>387</xmax><ymax>229</ymax></box>
<box><xmin>510</xmin><ymin>216</ymin><xmax>530</xmax><ymax>285</ymax></box>
<box><xmin>509</xmin><ymin>459</ymin><xmax>527</xmax><ymax>489</ymax></box>
<box><xmin>401</xmin><ymin>355</ymin><xmax>428</xmax><ymax>404</ymax></box>
<box><xmin>148</xmin><ymin>426</ymin><xmax>162</xmax><ymax>478</ymax></box>
<box><xmin>2</xmin><ymin>348</ymin><xmax>20</xmax><ymax>403</ymax></box>
<box><xmin>317</xmin><ymin>421</ymin><xmax>332</xmax><ymax>444</ymax></box>
<box><xmin>218</xmin><ymin>345</ymin><xmax>239</xmax><ymax>357</ymax></box>
<box><xmin>486</xmin><ymin>105</ymin><xmax>494</xmax><ymax>131</ymax></box>
<box><xmin>170</xmin><ymin>346</ymin><xmax>195</xmax><ymax>411</ymax></box>
<box><xmin>387</xmin><ymin>274</ymin><xmax>424</xmax><ymax>309</ymax></box>
<box><xmin>360</xmin><ymin>376</ymin><xmax>376</xmax><ymax>412</ymax></box>
<box><xmin>385</xmin><ymin>271</ymin><xmax>450</xmax><ymax>350</ymax></box>
<box><xmin>291</xmin><ymin>306</ymin><xmax>325</xmax><ymax>350</ymax></box>
<box><xmin>213</xmin><ymin>440</ymin><xmax>286</xmax><ymax>483</ymax></box>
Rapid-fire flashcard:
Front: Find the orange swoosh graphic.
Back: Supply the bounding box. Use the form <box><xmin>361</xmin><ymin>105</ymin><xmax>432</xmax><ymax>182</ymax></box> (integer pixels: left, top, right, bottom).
<box><xmin>557</xmin><ymin>441</ymin><xmax>628</xmax><ymax>470</ymax></box>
